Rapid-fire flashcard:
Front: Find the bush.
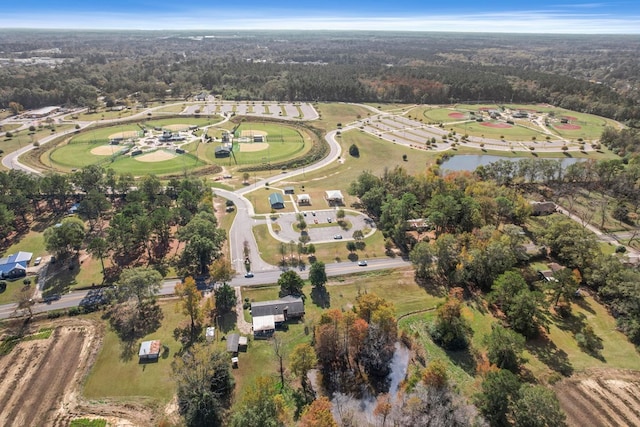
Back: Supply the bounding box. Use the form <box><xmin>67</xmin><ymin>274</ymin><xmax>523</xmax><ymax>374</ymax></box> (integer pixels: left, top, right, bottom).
<box><xmin>23</xmin><ymin>278</ymin><xmax>32</xmax><ymax>286</ymax></box>
<box><xmin>5</xmin><ymin>131</ymin><xmax>13</xmax><ymax>138</ymax></box>
<box><xmin>615</xmin><ymin>245</ymin><xmax>627</xmax><ymax>253</ymax></box>
<box><xmin>348</xmin><ymin>144</ymin><xmax>359</xmax><ymax>157</ymax></box>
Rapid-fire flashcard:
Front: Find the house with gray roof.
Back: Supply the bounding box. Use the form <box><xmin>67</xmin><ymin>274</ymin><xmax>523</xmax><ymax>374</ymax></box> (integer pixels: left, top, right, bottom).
<box><xmin>250</xmin><ymin>296</ymin><xmax>305</xmax><ymax>338</ymax></box>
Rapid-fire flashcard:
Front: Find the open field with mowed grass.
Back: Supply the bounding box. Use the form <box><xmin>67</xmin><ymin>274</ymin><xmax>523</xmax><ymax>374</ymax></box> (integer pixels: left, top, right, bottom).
<box><xmin>313</xmin><ymin>103</ymin><xmax>374</xmax><ymax>133</ymax></box>
<box><xmin>83</xmin><ymin>301</ymin><xmax>190</xmax><ymax>403</ymax></box>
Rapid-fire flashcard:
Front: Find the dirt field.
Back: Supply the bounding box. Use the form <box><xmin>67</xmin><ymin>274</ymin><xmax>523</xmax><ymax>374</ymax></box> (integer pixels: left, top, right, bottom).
<box><xmin>555</xmin><ymin>368</ymin><xmax>640</xmax><ymax>427</ymax></box>
<box><xmin>239</xmin><ymin>142</ymin><xmax>269</xmax><ymax>152</ymax></box>
<box><xmin>91</xmin><ymin>145</ymin><xmax>119</xmax><ymax>156</ymax></box>
<box><xmin>135</xmin><ymin>150</ymin><xmax>176</xmax><ymax>162</ymax></box>
<box><xmin>164</xmin><ymin>124</ymin><xmax>189</xmax><ymax>131</ymax></box>
<box><xmin>0</xmin><ymin>319</ymin><xmax>157</xmax><ymax>427</ymax></box>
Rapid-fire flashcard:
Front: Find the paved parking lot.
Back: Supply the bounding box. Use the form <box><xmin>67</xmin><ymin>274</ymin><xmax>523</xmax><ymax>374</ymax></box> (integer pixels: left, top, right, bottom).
<box><xmin>272</xmin><ymin>209</ymin><xmax>374</xmax><ymax>243</ymax></box>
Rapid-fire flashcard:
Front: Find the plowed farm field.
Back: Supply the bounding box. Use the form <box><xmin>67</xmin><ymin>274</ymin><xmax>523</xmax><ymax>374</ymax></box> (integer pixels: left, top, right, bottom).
<box><xmin>555</xmin><ymin>369</ymin><xmax>640</xmax><ymax>427</ymax></box>
<box><xmin>0</xmin><ymin>321</ymin><xmax>99</xmax><ymax>427</ymax></box>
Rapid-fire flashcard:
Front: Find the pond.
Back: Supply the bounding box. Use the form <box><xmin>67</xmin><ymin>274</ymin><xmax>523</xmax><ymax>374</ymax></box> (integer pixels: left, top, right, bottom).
<box><xmin>441</xmin><ymin>154</ymin><xmax>584</xmax><ymax>172</ymax></box>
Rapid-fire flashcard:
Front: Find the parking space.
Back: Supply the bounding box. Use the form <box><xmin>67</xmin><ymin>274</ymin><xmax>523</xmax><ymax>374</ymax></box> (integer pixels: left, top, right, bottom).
<box><xmin>271</xmin><ymin>209</ymin><xmax>374</xmax><ymax>243</ymax></box>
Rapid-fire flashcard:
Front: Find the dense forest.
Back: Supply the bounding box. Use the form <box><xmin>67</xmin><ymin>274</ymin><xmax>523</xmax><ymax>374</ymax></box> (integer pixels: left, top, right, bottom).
<box><xmin>1</xmin><ymin>30</ymin><xmax>640</xmax><ymax>122</ymax></box>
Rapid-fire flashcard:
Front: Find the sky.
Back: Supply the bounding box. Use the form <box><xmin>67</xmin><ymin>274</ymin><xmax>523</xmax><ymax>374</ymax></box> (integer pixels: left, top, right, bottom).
<box><xmin>1</xmin><ymin>0</ymin><xmax>640</xmax><ymax>34</ymax></box>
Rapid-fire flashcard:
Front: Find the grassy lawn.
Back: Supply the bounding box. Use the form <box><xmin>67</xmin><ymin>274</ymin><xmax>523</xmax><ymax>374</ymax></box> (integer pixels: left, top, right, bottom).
<box><xmin>4</xmin><ymin>229</ymin><xmax>47</xmax><ymax>258</ymax></box>
<box><xmin>71</xmin><ymin>108</ymin><xmax>137</xmax><ymax>121</ymax></box>
<box><xmin>247</xmin><ymin>188</ymin><xmax>298</xmax><ymax>215</ymax></box>
<box><xmin>0</xmin><ymin>278</ymin><xmax>33</xmax><ymax>305</ymax></box>
<box><xmin>313</xmin><ymin>103</ymin><xmax>373</xmax><ymax>133</ymax></box>
<box><xmin>525</xmin><ymin>295</ymin><xmax>640</xmax><ymax>383</ymax></box>
<box><xmin>154</xmin><ymin>104</ymin><xmax>188</xmax><ymax>113</ymax></box>
<box><xmin>83</xmin><ymin>301</ymin><xmax>189</xmax><ymax>404</ymax></box>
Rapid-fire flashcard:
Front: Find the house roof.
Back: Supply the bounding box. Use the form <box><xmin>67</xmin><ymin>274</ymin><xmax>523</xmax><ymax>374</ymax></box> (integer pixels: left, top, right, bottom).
<box><xmin>297</xmin><ymin>194</ymin><xmax>310</xmax><ymax>201</ymax></box>
<box><xmin>0</xmin><ymin>263</ymin><xmax>27</xmax><ymax>275</ymax></box>
<box><xmin>227</xmin><ymin>333</ymin><xmax>240</xmax><ymax>353</ymax></box>
<box><xmin>253</xmin><ymin>315</ymin><xmax>276</xmax><ymax>332</ymax></box>
<box><xmin>251</xmin><ymin>295</ymin><xmax>305</xmax><ymax>318</ymax></box>
<box><xmin>325</xmin><ymin>190</ymin><xmax>344</xmax><ymax>200</ymax></box>
<box><xmin>269</xmin><ymin>192</ymin><xmax>284</xmax><ymax>205</ymax></box>
<box><xmin>0</xmin><ymin>252</ymin><xmax>33</xmax><ymax>267</ymax></box>
<box><xmin>138</xmin><ymin>340</ymin><xmax>162</xmax><ymax>357</ymax></box>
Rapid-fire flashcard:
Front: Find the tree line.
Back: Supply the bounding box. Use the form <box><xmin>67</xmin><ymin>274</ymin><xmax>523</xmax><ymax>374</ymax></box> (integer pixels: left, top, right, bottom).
<box><xmin>2</xmin><ymin>30</ymin><xmax>640</xmax><ymax>123</ymax></box>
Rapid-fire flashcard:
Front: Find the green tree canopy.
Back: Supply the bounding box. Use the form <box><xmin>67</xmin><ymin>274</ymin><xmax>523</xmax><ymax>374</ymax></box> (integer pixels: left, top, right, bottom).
<box><xmin>309</xmin><ymin>261</ymin><xmax>327</xmax><ymax>288</ymax></box>
<box><xmin>278</xmin><ymin>270</ymin><xmax>305</xmax><ymax>296</ymax></box>
<box><xmin>44</xmin><ymin>216</ymin><xmax>85</xmax><ymax>256</ymax></box>
<box><xmin>483</xmin><ymin>323</ymin><xmax>526</xmax><ymax>372</ymax></box>
<box><xmin>173</xmin><ymin>345</ymin><xmax>235</xmax><ymax>427</ymax></box>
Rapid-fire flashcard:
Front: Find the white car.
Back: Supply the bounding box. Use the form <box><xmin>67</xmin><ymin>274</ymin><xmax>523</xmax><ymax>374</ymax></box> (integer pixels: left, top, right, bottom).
<box><xmin>34</xmin><ymin>256</ymin><xmax>42</xmax><ymax>266</ymax></box>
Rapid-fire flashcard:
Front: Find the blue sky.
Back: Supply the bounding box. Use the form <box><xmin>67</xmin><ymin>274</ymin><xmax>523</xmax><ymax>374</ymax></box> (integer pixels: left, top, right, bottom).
<box><xmin>1</xmin><ymin>1</ymin><xmax>639</xmax><ymax>33</ymax></box>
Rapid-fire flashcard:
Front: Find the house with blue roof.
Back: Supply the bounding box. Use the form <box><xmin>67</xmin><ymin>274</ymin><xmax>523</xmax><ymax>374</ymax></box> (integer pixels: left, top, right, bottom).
<box><xmin>0</xmin><ymin>251</ymin><xmax>32</xmax><ymax>279</ymax></box>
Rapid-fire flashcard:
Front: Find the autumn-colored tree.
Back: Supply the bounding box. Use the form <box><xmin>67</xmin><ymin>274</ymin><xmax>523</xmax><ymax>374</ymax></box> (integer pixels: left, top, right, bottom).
<box><xmin>299</xmin><ymin>397</ymin><xmax>337</xmax><ymax>427</ymax></box>
<box><xmin>429</xmin><ymin>293</ymin><xmax>472</xmax><ymax>350</ymax></box>
<box><xmin>355</xmin><ymin>293</ymin><xmax>393</xmax><ymax>323</ymax></box>
<box><xmin>175</xmin><ymin>277</ymin><xmax>203</xmax><ymax>342</ymax></box>
<box><xmin>422</xmin><ymin>359</ymin><xmax>449</xmax><ymax>389</ymax></box>
<box><xmin>374</xmin><ymin>394</ymin><xmax>393</xmax><ymax>427</ymax></box>
<box><xmin>290</xmin><ymin>343</ymin><xmax>317</xmax><ymax>389</ymax></box>
<box><xmin>209</xmin><ymin>257</ymin><xmax>235</xmax><ymax>284</ymax></box>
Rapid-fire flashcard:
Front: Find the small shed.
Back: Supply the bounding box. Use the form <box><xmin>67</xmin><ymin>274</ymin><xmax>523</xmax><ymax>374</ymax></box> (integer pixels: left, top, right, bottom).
<box><xmin>138</xmin><ymin>340</ymin><xmax>162</xmax><ymax>361</ymax></box>
<box><xmin>269</xmin><ymin>192</ymin><xmax>285</xmax><ymax>209</ymax></box>
<box><xmin>238</xmin><ymin>336</ymin><xmax>248</xmax><ymax>351</ymax></box>
<box><xmin>297</xmin><ymin>194</ymin><xmax>311</xmax><ymax>205</ymax></box>
<box><xmin>227</xmin><ymin>333</ymin><xmax>240</xmax><ymax>354</ymax></box>
<box><xmin>284</xmin><ymin>186</ymin><xmax>295</xmax><ymax>195</ymax></box>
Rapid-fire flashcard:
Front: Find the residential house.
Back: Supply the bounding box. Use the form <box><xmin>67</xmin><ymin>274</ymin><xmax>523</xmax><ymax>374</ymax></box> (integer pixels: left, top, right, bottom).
<box><xmin>250</xmin><ymin>295</ymin><xmax>305</xmax><ymax>338</ymax></box>
<box><xmin>0</xmin><ymin>251</ymin><xmax>32</xmax><ymax>279</ymax></box>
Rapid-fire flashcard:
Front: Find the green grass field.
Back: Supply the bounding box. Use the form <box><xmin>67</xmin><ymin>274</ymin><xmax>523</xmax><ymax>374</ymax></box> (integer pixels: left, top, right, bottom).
<box><xmin>83</xmin><ymin>301</ymin><xmax>190</xmax><ymax>403</ymax></box>
<box><xmin>313</xmin><ymin>103</ymin><xmax>374</xmax><ymax>133</ymax></box>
